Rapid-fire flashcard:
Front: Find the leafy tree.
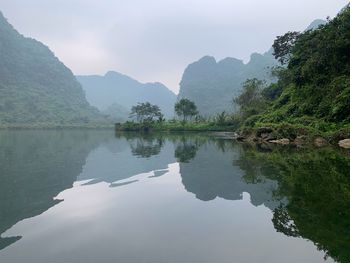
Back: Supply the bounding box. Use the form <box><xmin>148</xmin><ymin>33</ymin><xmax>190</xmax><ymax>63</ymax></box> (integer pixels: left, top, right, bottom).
<box><xmin>214</xmin><ymin>111</ymin><xmax>228</xmax><ymax>126</ymax></box>
<box><xmin>272</xmin><ymin>31</ymin><xmax>300</xmax><ymax>65</ymax></box>
<box><xmin>129</xmin><ymin>102</ymin><xmax>162</xmax><ymax>122</ymax></box>
<box><xmin>175</xmin><ymin>98</ymin><xmax>198</xmax><ymax>122</ymax></box>
<box><xmin>233</xmin><ymin>79</ymin><xmax>266</xmax><ymax>119</ymax></box>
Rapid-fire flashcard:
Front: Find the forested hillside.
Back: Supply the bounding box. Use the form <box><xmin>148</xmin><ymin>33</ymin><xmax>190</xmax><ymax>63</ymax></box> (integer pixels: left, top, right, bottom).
<box><xmin>0</xmin><ymin>12</ymin><xmax>104</xmax><ymax>127</ymax></box>
<box><xmin>247</xmin><ymin>6</ymin><xmax>350</xmax><ymax>130</ymax></box>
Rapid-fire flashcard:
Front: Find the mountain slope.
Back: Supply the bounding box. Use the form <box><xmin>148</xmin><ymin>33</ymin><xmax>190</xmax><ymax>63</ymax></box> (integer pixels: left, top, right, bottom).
<box><xmin>0</xmin><ymin>11</ymin><xmax>103</xmax><ymax>126</ymax></box>
<box><xmin>77</xmin><ymin>71</ymin><xmax>177</xmax><ymax>120</ymax></box>
<box><xmin>178</xmin><ymin>51</ymin><xmax>278</xmax><ymax>116</ymax></box>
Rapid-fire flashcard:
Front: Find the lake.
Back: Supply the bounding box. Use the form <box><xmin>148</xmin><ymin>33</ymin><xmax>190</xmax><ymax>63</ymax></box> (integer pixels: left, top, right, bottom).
<box><xmin>0</xmin><ymin>130</ymin><xmax>349</xmax><ymax>263</ymax></box>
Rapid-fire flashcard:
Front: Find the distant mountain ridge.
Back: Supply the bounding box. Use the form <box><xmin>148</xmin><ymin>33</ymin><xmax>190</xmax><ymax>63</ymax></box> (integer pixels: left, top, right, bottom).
<box><xmin>77</xmin><ymin>71</ymin><xmax>177</xmax><ymax>120</ymax></box>
<box><xmin>177</xmin><ymin>19</ymin><xmax>327</xmax><ymax>117</ymax></box>
<box><xmin>178</xmin><ymin>51</ymin><xmax>278</xmax><ymax>116</ymax></box>
<box><xmin>0</xmin><ymin>11</ymin><xmax>103</xmax><ymax>126</ymax></box>
<box><xmin>305</xmin><ymin>19</ymin><xmax>327</xmax><ymax>31</ymax></box>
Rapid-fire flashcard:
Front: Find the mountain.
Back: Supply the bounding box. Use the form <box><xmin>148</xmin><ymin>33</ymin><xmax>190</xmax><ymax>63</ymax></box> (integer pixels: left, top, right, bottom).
<box><xmin>178</xmin><ymin>51</ymin><xmax>278</xmax><ymax>116</ymax></box>
<box><xmin>77</xmin><ymin>71</ymin><xmax>177</xmax><ymax>120</ymax></box>
<box><xmin>305</xmin><ymin>19</ymin><xmax>326</xmax><ymax>31</ymax></box>
<box><xmin>0</xmin><ymin>11</ymin><xmax>104</xmax><ymax>127</ymax></box>
<box><xmin>177</xmin><ymin>19</ymin><xmax>328</xmax><ymax>117</ymax></box>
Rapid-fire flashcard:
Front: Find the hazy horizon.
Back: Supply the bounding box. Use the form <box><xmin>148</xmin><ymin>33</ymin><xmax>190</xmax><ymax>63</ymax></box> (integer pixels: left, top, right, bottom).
<box><xmin>1</xmin><ymin>0</ymin><xmax>348</xmax><ymax>93</ymax></box>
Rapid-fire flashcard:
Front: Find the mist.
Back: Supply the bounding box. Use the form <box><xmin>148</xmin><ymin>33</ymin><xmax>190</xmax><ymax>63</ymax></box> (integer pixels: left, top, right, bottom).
<box><xmin>1</xmin><ymin>0</ymin><xmax>348</xmax><ymax>92</ymax></box>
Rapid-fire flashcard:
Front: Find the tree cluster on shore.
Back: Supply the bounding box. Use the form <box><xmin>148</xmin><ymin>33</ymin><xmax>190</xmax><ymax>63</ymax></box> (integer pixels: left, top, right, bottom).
<box><xmin>118</xmin><ymin>6</ymin><xmax>350</xmax><ymax>140</ymax></box>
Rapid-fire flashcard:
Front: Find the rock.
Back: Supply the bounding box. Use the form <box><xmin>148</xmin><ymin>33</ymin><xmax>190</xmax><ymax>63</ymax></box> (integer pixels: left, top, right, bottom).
<box><xmin>214</xmin><ymin>132</ymin><xmax>238</xmax><ymax>139</ymax></box>
<box><xmin>293</xmin><ymin>135</ymin><xmax>307</xmax><ymax>146</ymax></box>
<box><xmin>339</xmin><ymin>139</ymin><xmax>350</xmax><ymax>149</ymax></box>
<box><xmin>264</xmin><ymin>133</ymin><xmax>278</xmax><ymax>141</ymax></box>
<box><xmin>314</xmin><ymin>137</ymin><xmax>328</xmax><ymax>147</ymax></box>
<box><xmin>269</xmin><ymin>138</ymin><xmax>290</xmax><ymax>145</ymax></box>
<box><xmin>256</xmin><ymin>127</ymin><xmax>273</xmax><ymax>138</ymax></box>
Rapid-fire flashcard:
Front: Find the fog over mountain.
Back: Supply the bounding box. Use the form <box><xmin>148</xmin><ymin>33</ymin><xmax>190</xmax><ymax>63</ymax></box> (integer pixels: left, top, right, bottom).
<box><xmin>177</xmin><ymin>19</ymin><xmax>327</xmax><ymax>117</ymax></box>
<box><xmin>178</xmin><ymin>51</ymin><xmax>277</xmax><ymax>116</ymax></box>
<box><xmin>1</xmin><ymin>0</ymin><xmax>347</xmax><ymax>93</ymax></box>
<box><xmin>77</xmin><ymin>72</ymin><xmax>177</xmax><ymax>120</ymax></box>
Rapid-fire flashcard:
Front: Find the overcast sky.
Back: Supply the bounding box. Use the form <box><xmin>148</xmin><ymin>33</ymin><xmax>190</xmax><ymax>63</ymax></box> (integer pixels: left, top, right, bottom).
<box><xmin>1</xmin><ymin>0</ymin><xmax>348</xmax><ymax>93</ymax></box>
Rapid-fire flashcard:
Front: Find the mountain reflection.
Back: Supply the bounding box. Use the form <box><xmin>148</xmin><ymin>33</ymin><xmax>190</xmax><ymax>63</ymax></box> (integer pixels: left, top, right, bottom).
<box><xmin>0</xmin><ymin>131</ymin><xmax>349</xmax><ymax>262</ymax></box>
<box><xmin>0</xmin><ymin>130</ymin><xmax>112</xmax><ymax>250</ymax></box>
<box><xmin>178</xmin><ymin>136</ymin><xmax>350</xmax><ymax>262</ymax></box>
<box><xmin>178</xmin><ymin>139</ymin><xmax>282</xmax><ymax>208</ymax></box>
<box><xmin>77</xmin><ymin>133</ymin><xmax>175</xmax><ymax>184</ymax></box>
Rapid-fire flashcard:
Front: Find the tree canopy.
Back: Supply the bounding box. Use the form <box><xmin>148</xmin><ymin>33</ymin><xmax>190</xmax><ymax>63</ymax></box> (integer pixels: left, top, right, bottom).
<box><xmin>130</xmin><ymin>102</ymin><xmax>163</xmax><ymax>122</ymax></box>
<box><xmin>238</xmin><ymin>6</ymin><xmax>350</xmax><ymax>126</ymax></box>
<box><xmin>175</xmin><ymin>98</ymin><xmax>198</xmax><ymax>122</ymax></box>
<box><xmin>233</xmin><ymin>79</ymin><xmax>266</xmax><ymax>119</ymax></box>
<box><xmin>272</xmin><ymin>31</ymin><xmax>301</xmax><ymax>65</ymax></box>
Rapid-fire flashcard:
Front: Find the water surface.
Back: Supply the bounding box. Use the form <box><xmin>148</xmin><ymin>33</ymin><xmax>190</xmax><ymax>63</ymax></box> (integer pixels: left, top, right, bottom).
<box><xmin>0</xmin><ymin>130</ymin><xmax>349</xmax><ymax>263</ymax></box>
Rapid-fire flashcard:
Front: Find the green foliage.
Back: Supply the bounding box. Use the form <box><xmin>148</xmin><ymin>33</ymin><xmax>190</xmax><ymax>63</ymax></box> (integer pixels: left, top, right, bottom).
<box><xmin>272</xmin><ymin>31</ymin><xmax>301</xmax><ymax>65</ymax></box>
<box><xmin>175</xmin><ymin>98</ymin><xmax>198</xmax><ymax>122</ymax></box>
<box><xmin>261</xmin><ymin>83</ymin><xmax>283</xmax><ymax>101</ymax></box>
<box><xmin>285</xmin><ymin>8</ymin><xmax>350</xmax><ymax>121</ymax></box>
<box><xmin>116</xmin><ymin>119</ymin><xmax>238</xmax><ymax>132</ymax></box>
<box><xmin>238</xmin><ymin>6</ymin><xmax>350</xmax><ymax>131</ymax></box>
<box><xmin>130</xmin><ymin>102</ymin><xmax>163</xmax><ymax>123</ymax></box>
<box><xmin>233</xmin><ymin>78</ymin><xmax>267</xmax><ymax>120</ymax></box>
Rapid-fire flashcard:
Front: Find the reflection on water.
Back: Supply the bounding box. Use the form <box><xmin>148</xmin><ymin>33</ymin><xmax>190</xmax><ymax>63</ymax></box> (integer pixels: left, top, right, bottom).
<box><xmin>236</xmin><ymin>145</ymin><xmax>350</xmax><ymax>263</ymax></box>
<box><xmin>0</xmin><ymin>130</ymin><xmax>349</xmax><ymax>262</ymax></box>
<box><xmin>0</xmin><ymin>130</ymin><xmax>112</xmax><ymax>250</ymax></box>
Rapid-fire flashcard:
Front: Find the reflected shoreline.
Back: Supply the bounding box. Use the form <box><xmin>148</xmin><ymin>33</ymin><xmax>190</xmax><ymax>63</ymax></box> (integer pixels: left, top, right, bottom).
<box><xmin>0</xmin><ymin>130</ymin><xmax>349</xmax><ymax>262</ymax></box>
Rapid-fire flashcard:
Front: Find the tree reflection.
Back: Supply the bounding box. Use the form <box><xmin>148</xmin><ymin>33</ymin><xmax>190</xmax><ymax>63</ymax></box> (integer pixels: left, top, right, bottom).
<box><xmin>174</xmin><ymin>137</ymin><xmax>201</xmax><ymax>163</ymax></box>
<box><xmin>130</xmin><ymin>137</ymin><xmax>164</xmax><ymax>158</ymax></box>
<box><xmin>236</xmin><ymin>146</ymin><xmax>350</xmax><ymax>263</ymax></box>
<box><xmin>272</xmin><ymin>205</ymin><xmax>299</xmax><ymax>238</ymax></box>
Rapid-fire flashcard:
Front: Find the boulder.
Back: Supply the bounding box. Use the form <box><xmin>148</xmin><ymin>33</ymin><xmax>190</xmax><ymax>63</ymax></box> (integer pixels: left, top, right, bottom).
<box><xmin>314</xmin><ymin>137</ymin><xmax>328</xmax><ymax>147</ymax></box>
<box><xmin>293</xmin><ymin>135</ymin><xmax>307</xmax><ymax>146</ymax></box>
<box><xmin>339</xmin><ymin>139</ymin><xmax>350</xmax><ymax>149</ymax></box>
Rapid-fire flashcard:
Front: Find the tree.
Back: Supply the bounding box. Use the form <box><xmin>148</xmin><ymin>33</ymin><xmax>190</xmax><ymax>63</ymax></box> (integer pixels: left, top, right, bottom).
<box><xmin>129</xmin><ymin>102</ymin><xmax>162</xmax><ymax>122</ymax></box>
<box><xmin>233</xmin><ymin>79</ymin><xmax>266</xmax><ymax>119</ymax></box>
<box><xmin>175</xmin><ymin>98</ymin><xmax>198</xmax><ymax>122</ymax></box>
<box><xmin>272</xmin><ymin>31</ymin><xmax>300</xmax><ymax>65</ymax></box>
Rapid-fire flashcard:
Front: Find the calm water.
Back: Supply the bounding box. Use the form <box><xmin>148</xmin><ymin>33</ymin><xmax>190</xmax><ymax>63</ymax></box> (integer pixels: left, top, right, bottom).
<box><xmin>0</xmin><ymin>130</ymin><xmax>349</xmax><ymax>263</ymax></box>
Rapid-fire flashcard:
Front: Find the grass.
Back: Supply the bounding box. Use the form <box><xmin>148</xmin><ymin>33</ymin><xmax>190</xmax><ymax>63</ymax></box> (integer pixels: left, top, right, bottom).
<box><xmin>115</xmin><ymin>120</ymin><xmax>238</xmax><ymax>132</ymax></box>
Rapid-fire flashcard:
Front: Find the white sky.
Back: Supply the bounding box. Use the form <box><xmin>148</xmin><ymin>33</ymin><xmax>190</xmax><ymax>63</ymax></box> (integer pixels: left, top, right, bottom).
<box><xmin>1</xmin><ymin>0</ymin><xmax>348</xmax><ymax>93</ymax></box>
